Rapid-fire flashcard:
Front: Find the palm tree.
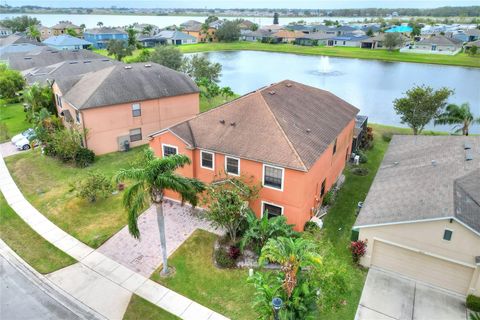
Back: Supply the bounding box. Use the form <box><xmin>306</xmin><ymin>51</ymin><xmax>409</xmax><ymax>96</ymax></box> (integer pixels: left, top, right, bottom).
<box><xmin>126</xmin><ymin>27</ymin><xmax>138</xmax><ymax>48</ymax></box>
<box><xmin>97</xmin><ymin>21</ymin><xmax>104</xmax><ymax>28</ymax></box>
<box><xmin>65</xmin><ymin>27</ymin><xmax>78</xmax><ymax>37</ymax></box>
<box><xmin>259</xmin><ymin>237</ymin><xmax>321</xmax><ymax>298</ymax></box>
<box><xmin>115</xmin><ymin>149</ymin><xmax>205</xmax><ymax>275</ymax></box>
<box><xmin>434</xmin><ymin>102</ymin><xmax>480</xmax><ymax>136</ymax></box>
<box><xmin>27</xmin><ymin>25</ymin><xmax>40</xmax><ymax>42</ymax></box>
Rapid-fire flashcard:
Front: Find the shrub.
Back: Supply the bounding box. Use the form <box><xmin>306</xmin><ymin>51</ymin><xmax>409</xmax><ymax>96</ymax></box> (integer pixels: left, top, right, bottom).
<box><xmin>360</xmin><ymin>126</ymin><xmax>374</xmax><ymax>149</ymax></box>
<box><xmin>76</xmin><ymin>171</ymin><xmax>113</xmax><ymax>202</ymax></box>
<box><xmin>356</xmin><ymin>150</ymin><xmax>368</xmax><ymax>164</ymax></box>
<box><xmin>228</xmin><ymin>245</ymin><xmax>241</xmax><ymax>260</ymax></box>
<box><xmin>467</xmin><ymin>295</ymin><xmax>480</xmax><ymax>312</ymax></box>
<box><xmin>214</xmin><ymin>247</ymin><xmax>236</xmax><ymax>268</ymax></box>
<box><xmin>322</xmin><ymin>189</ymin><xmax>334</xmax><ymax>206</ymax></box>
<box><xmin>350</xmin><ymin>240</ymin><xmax>368</xmax><ymax>263</ymax></box>
<box><xmin>75</xmin><ymin>147</ymin><xmax>95</xmax><ymax>168</ymax></box>
<box><xmin>304</xmin><ymin>221</ymin><xmax>321</xmax><ymax>233</ymax></box>
<box><xmin>382</xmin><ymin>132</ymin><xmax>393</xmax><ymax>142</ymax></box>
<box><xmin>351</xmin><ymin>167</ymin><xmax>369</xmax><ymax>176</ymax></box>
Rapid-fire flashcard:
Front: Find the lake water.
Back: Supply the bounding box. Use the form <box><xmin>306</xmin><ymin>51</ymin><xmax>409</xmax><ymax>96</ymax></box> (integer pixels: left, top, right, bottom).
<box><xmin>0</xmin><ymin>13</ymin><xmax>377</xmax><ymax>29</ymax></box>
<box><xmin>194</xmin><ymin>51</ymin><xmax>480</xmax><ymax>133</ymax></box>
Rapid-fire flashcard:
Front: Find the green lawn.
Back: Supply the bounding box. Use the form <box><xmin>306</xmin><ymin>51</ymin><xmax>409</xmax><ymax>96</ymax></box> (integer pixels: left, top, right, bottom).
<box><xmin>151</xmin><ymin>230</ymin><xmax>256</xmax><ymax>320</ymax></box>
<box><xmin>95</xmin><ymin>42</ymin><xmax>480</xmax><ymax>68</ymax></box>
<box><xmin>5</xmin><ymin>146</ymin><xmax>146</xmax><ymax>248</ymax></box>
<box><xmin>0</xmin><ymin>100</ymin><xmax>30</xmax><ymax>142</ymax></box>
<box><xmin>0</xmin><ymin>192</ymin><xmax>76</xmax><ymax>273</ymax></box>
<box><xmin>123</xmin><ymin>294</ymin><xmax>180</xmax><ymax>320</ymax></box>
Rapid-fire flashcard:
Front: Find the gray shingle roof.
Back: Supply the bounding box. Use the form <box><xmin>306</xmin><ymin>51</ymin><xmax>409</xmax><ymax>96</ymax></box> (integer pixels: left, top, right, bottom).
<box><xmin>43</xmin><ymin>35</ymin><xmax>92</xmax><ymax>46</ymax></box>
<box><xmin>417</xmin><ymin>35</ymin><xmax>463</xmax><ymax>46</ymax></box>
<box><xmin>84</xmin><ymin>27</ymin><xmax>127</xmax><ymax>35</ymax></box>
<box><xmin>59</xmin><ymin>62</ymin><xmax>199</xmax><ymax>110</ymax></box>
<box><xmin>454</xmin><ymin>169</ymin><xmax>480</xmax><ymax>233</ymax></box>
<box><xmin>153</xmin><ymin>80</ymin><xmax>359</xmax><ymax>171</ymax></box>
<box><xmin>355</xmin><ymin>136</ymin><xmax>480</xmax><ymax>234</ymax></box>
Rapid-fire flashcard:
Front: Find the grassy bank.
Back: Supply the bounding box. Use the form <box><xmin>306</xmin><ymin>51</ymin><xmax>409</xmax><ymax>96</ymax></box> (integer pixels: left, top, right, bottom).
<box><xmin>5</xmin><ymin>146</ymin><xmax>146</xmax><ymax>248</ymax></box>
<box><xmin>151</xmin><ymin>230</ymin><xmax>256</xmax><ymax>320</ymax></box>
<box><xmin>95</xmin><ymin>42</ymin><xmax>480</xmax><ymax>68</ymax></box>
<box><xmin>0</xmin><ymin>101</ymin><xmax>30</xmax><ymax>142</ymax></box>
<box><xmin>0</xmin><ymin>192</ymin><xmax>76</xmax><ymax>273</ymax></box>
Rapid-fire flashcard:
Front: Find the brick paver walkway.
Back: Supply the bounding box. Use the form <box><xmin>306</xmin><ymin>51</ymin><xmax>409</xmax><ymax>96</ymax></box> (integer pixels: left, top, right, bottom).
<box><xmin>0</xmin><ymin>154</ymin><xmax>228</xmax><ymax>320</ymax></box>
<box><xmin>97</xmin><ymin>200</ymin><xmax>221</xmax><ymax>277</ymax></box>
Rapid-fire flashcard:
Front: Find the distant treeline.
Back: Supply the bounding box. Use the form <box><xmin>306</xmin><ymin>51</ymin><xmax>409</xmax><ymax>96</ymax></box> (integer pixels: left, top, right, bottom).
<box><xmin>1</xmin><ymin>5</ymin><xmax>480</xmax><ymax>18</ymax></box>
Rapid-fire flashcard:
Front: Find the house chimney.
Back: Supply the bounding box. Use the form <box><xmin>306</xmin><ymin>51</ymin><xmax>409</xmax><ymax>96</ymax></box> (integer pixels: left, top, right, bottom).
<box><xmin>269</xmin><ymin>90</ymin><xmax>276</xmax><ymax>95</ymax></box>
<box><xmin>230</xmin><ymin>122</ymin><xmax>236</xmax><ymax>126</ymax></box>
<box><xmin>219</xmin><ymin>119</ymin><xmax>225</xmax><ymax>124</ymax></box>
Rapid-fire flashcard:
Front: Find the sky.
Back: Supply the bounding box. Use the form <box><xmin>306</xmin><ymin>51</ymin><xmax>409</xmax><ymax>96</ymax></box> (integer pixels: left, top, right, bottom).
<box><xmin>3</xmin><ymin>0</ymin><xmax>480</xmax><ymax>9</ymax></box>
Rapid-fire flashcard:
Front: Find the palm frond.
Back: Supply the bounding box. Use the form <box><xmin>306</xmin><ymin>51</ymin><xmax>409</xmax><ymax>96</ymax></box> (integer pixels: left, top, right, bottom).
<box><xmin>122</xmin><ymin>181</ymin><xmax>148</xmax><ymax>238</ymax></box>
<box><xmin>115</xmin><ymin>167</ymin><xmax>146</xmax><ymax>183</ymax></box>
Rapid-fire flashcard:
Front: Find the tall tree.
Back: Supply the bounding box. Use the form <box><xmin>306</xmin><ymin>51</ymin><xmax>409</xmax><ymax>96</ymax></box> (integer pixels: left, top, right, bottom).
<box><xmin>65</xmin><ymin>27</ymin><xmax>79</xmax><ymax>37</ymax></box>
<box><xmin>434</xmin><ymin>103</ymin><xmax>480</xmax><ymax>136</ymax></box>
<box><xmin>106</xmin><ymin>39</ymin><xmax>133</xmax><ymax>61</ymax></box>
<box><xmin>126</xmin><ymin>27</ymin><xmax>139</xmax><ymax>48</ymax></box>
<box><xmin>0</xmin><ymin>15</ymin><xmax>40</xmax><ymax>32</ymax></box>
<box><xmin>116</xmin><ymin>149</ymin><xmax>205</xmax><ymax>275</ymax></box>
<box><xmin>181</xmin><ymin>54</ymin><xmax>222</xmax><ymax>82</ymax></box>
<box><xmin>150</xmin><ymin>45</ymin><xmax>183</xmax><ymax>70</ymax></box>
<box><xmin>23</xmin><ymin>83</ymin><xmax>55</xmax><ymax>121</ymax></box>
<box><xmin>384</xmin><ymin>33</ymin><xmax>403</xmax><ymax>51</ymax></box>
<box><xmin>205</xmin><ymin>16</ymin><xmax>219</xmax><ymax>25</ymax></box>
<box><xmin>0</xmin><ymin>65</ymin><xmax>25</xmax><ymax>100</ymax></box>
<box><xmin>273</xmin><ymin>12</ymin><xmax>279</xmax><ymax>25</ymax></box>
<box><xmin>216</xmin><ymin>20</ymin><xmax>241</xmax><ymax>42</ymax></box>
<box><xmin>393</xmin><ymin>85</ymin><xmax>453</xmax><ymax>135</ymax></box>
<box><xmin>26</xmin><ymin>25</ymin><xmax>40</xmax><ymax>42</ymax></box>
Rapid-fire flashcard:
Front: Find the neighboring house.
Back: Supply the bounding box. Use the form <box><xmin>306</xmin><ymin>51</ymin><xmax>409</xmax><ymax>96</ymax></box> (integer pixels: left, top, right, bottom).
<box><xmin>260</xmin><ymin>24</ymin><xmax>284</xmax><ymax>33</ymax></box>
<box><xmin>412</xmin><ymin>35</ymin><xmax>462</xmax><ymax>54</ymax></box>
<box><xmin>271</xmin><ymin>30</ymin><xmax>305</xmax><ymax>43</ymax></box>
<box><xmin>83</xmin><ymin>28</ymin><xmax>128</xmax><ymax>49</ymax></box>
<box><xmin>42</xmin><ymin>35</ymin><xmax>92</xmax><ymax>51</ymax></box>
<box><xmin>23</xmin><ymin>58</ymin><xmax>118</xmax><ymax>85</ymax></box>
<box><xmin>131</xmin><ymin>23</ymin><xmax>160</xmax><ymax>36</ymax></box>
<box><xmin>52</xmin><ymin>63</ymin><xmax>200</xmax><ymax>155</ymax></box>
<box><xmin>139</xmin><ymin>30</ymin><xmax>197</xmax><ymax>47</ymax></box>
<box><xmin>465</xmin><ymin>28</ymin><xmax>480</xmax><ymax>42</ymax></box>
<box><xmin>6</xmin><ymin>47</ymin><xmax>104</xmax><ymax>71</ymax></box>
<box><xmin>0</xmin><ymin>27</ymin><xmax>12</xmax><ymax>37</ymax></box>
<box><xmin>148</xmin><ymin>80</ymin><xmax>359</xmax><ymax>230</ymax></box>
<box><xmin>360</xmin><ymin>33</ymin><xmax>408</xmax><ymax>49</ymax></box>
<box><xmin>464</xmin><ymin>39</ymin><xmax>480</xmax><ymax>52</ymax></box>
<box><xmin>51</xmin><ymin>21</ymin><xmax>83</xmax><ymax>36</ymax></box>
<box><xmin>39</xmin><ymin>25</ymin><xmax>53</xmax><ymax>40</ymax></box>
<box><xmin>238</xmin><ymin>20</ymin><xmax>255</xmax><ymax>30</ymax></box>
<box><xmin>354</xmin><ymin>136</ymin><xmax>480</xmax><ymax>296</ymax></box>
<box><xmin>360</xmin><ymin>25</ymin><xmax>381</xmax><ymax>35</ymax></box>
<box><xmin>335</xmin><ymin>25</ymin><xmax>357</xmax><ymax>36</ymax></box>
<box><xmin>240</xmin><ymin>29</ymin><xmax>272</xmax><ymax>42</ymax></box>
<box><xmin>181</xmin><ymin>20</ymin><xmax>218</xmax><ymax>43</ymax></box>
<box><xmin>327</xmin><ymin>34</ymin><xmax>370</xmax><ymax>47</ymax></box>
<box><xmin>295</xmin><ymin>33</ymin><xmax>335</xmax><ymax>46</ymax></box>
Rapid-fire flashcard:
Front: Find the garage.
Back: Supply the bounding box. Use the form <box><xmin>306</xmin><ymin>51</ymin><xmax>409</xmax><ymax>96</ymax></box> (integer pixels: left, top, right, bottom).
<box><xmin>371</xmin><ymin>240</ymin><xmax>475</xmax><ymax>295</ymax></box>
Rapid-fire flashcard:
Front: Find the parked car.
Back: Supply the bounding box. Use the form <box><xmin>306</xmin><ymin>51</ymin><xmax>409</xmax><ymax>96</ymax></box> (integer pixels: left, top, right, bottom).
<box><xmin>13</xmin><ymin>130</ymin><xmax>38</xmax><ymax>150</ymax></box>
<box><xmin>11</xmin><ymin>128</ymin><xmax>35</xmax><ymax>144</ymax></box>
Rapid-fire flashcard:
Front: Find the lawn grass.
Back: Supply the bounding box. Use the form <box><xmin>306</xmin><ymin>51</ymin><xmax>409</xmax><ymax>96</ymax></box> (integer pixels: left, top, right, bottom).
<box><xmin>4</xmin><ymin>146</ymin><xmax>146</xmax><ymax>248</ymax></box>
<box><xmin>123</xmin><ymin>294</ymin><xmax>180</xmax><ymax>320</ymax></box>
<box><xmin>0</xmin><ymin>100</ymin><xmax>30</xmax><ymax>142</ymax></box>
<box><xmin>151</xmin><ymin>229</ymin><xmax>256</xmax><ymax>320</ymax></box>
<box><xmin>94</xmin><ymin>42</ymin><xmax>480</xmax><ymax>68</ymax></box>
<box><xmin>0</xmin><ymin>192</ymin><xmax>76</xmax><ymax>273</ymax></box>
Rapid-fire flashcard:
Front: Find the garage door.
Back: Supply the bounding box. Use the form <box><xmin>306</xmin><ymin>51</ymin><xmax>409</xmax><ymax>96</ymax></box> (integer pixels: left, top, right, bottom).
<box><xmin>371</xmin><ymin>241</ymin><xmax>474</xmax><ymax>295</ymax></box>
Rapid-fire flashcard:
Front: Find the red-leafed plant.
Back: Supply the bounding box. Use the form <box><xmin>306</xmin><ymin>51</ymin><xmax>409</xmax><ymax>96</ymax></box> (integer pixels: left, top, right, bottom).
<box><xmin>228</xmin><ymin>245</ymin><xmax>241</xmax><ymax>260</ymax></box>
<box><xmin>350</xmin><ymin>240</ymin><xmax>368</xmax><ymax>264</ymax></box>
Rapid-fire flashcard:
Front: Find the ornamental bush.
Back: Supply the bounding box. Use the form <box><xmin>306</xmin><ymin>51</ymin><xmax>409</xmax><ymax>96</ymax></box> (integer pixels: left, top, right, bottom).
<box><xmin>382</xmin><ymin>132</ymin><xmax>393</xmax><ymax>142</ymax></box>
<box><xmin>76</xmin><ymin>171</ymin><xmax>113</xmax><ymax>203</ymax></box>
<box><xmin>467</xmin><ymin>294</ymin><xmax>480</xmax><ymax>312</ymax></box>
<box><xmin>214</xmin><ymin>247</ymin><xmax>236</xmax><ymax>268</ymax></box>
<box><xmin>350</xmin><ymin>239</ymin><xmax>368</xmax><ymax>263</ymax></box>
<box><xmin>75</xmin><ymin>147</ymin><xmax>95</xmax><ymax>168</ymax></box>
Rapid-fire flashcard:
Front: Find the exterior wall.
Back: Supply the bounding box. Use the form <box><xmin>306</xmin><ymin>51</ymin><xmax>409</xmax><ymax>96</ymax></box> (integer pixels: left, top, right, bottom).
<box><xmin>184</xmin><ymin>28</ymin><xmax>217</xmax><ymax>43</ymax></box>
<box><xmin>83</xmin><ymin>33</ymin><xmax>128</xmax><ymax>49</ymax></box>
<box><xmin>52</xmin><ymin>82</ymin><xmax>199</xmax><ymax>155</ymax></box>
<box><xmin>415</xmin><ymin>43</ymin><xmax>458</xmax><ymax>52</ymax></box>
<box><xmin>52</xmin><ymin>27</ymin><xmax>82</xmax><ymax>36</ymax></box>
<box><xmin>47</xmin><ymin>44</ymin><xmax>89</xmax><ymax>51</ymax></box>
<box><xmin>149</xmin><ymin>118</ymin><xmax>355</xmax><ymax>231</ymax></box>
<box><xmin>358</xmin><ymin>220</ymin><xmax>480</xmax><ymax>295</ymax></box>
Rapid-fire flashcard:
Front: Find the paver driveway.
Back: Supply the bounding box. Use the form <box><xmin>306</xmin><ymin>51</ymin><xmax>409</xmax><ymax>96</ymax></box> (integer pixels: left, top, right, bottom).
<box><xmin>0</xmin><ymin>142</ymin><xmax>23</xmax><ymax>158</ymax></box>
<box><xmin>355</xmin><ymin>268</ymin><xmax>467</xmax><ymax>320</ymax></box>
<box><xmin>97</xmin><ymin>199</ymin><xmax>221</xmax><ymax>277</ymax></box>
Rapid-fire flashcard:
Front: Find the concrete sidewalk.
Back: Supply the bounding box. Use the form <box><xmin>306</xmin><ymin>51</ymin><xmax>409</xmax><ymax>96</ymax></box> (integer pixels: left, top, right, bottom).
<box><xmin>0</xmin><ymin>155</ymin><xmax>228</xmax><ymax>320</ymax></box>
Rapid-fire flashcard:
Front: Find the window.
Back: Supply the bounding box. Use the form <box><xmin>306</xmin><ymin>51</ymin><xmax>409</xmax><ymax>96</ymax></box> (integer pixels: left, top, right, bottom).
<box><xmin>320</xmin><ymin>179</ymin><xmax>326</xmax><ymax>197</ymax></box>
<box><xmin>75</xmin><ymin>110</ymin><xmax>80</xmax><ymax>123</ymax></box>
<box><xmin>129</xmin><ymin>128</ymin><xmax>142</xmax><ymax>142</ymax></box>
<box><xmin>132</xmin><ymin>103</ymin><xmax>141</xmax><ymax>117</ymax></box>
<box><xmin>162</xmin><ymin>144</ymin><xmax>178</xmax><ymax>157</ymax></box>
<box><xmin>333</xmin><ymin>138</ymin><xmax>337</xmax><ymax>155</ymax></box>
<box><xmin>201</xmin><ymin>150</ymin><xmax>214</xmax><ymax>170</ymax></box>
<box><xmin>55</xmin><ymin>94</ymin><xmax>62</xmax><ymax>108</ymax></box>
<box><xmin>263</xmin><ymin>164</ymin><xmax>284</xmax><ymax>190</ymax></box>
<box><xmin>443</xmin><ymin>229</ymin><xmax>453</xmax><ymax>241</ymax></box>
<box><xmin>225</xmin><ymin>156</ymin><xmax>240</xmax><ymax>176</ymax></box>
<box><xmin>262</xmin><ymin>202</ymin><xmax>283</xmax><ymax>219</ymax></box>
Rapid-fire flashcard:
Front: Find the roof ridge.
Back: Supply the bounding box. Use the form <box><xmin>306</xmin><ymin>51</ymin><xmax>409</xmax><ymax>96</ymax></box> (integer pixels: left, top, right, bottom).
<box><xmin>258</xmin><ymin>88</ymin><xmax>308</xmax><ymax>171</ymax></box>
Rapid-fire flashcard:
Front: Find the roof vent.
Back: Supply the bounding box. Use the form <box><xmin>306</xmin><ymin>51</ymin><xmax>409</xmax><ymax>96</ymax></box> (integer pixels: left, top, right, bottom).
<box><xmin>306</xmin><ymin>128</ymin><xmax>311</xmax><ymax>133</ymax></box>
<box><xmin>24</xmin><ymin>57</ymin><xmax>32</xmax><ymax>60</ymax></box>
<box><xmin>69</xmin><ymin>61</ymin><xmax>78</xmax><ymax>64</ymax></box>
<box><xmin>83</xmin><ymin>60</ymin><xmax>91</xmax><ymax>63</ymax></box>
<box><xmin>431</xmin><ymin>160</ymin><xmax>437</xmax><ymax>166</ymax></box>
<box><xmin>464</xmin><ymin>142</ymin><xmax>472</xmax><ymax>150</ymax></box>
<box><xmin>286</xmin><ymin>83</ymin><xmax>292</xmax><ymax>87</ymax></box>
<box><xmin>269</xmin><ymin>90</ymin><xmax>276</xmax><ymax>95</ymax></box>
<box><xmin>394</xmin><ymin>161</ymin><xmax>399</xmax><ymax>166</ymax></box>
<box><xmin>219</xmin><ymin>119</ymin><xmax>225</xmax><ymax>124</ymax></box>
<box><xmin>230</xmin><ymin>122</ymin><xmax>236</xmax><ymax>126</ymax></box>
<box><xmin>124</xmin><ymin>65</ymin><xmax>132</xmax><ymax>69</ymax></box>
<box><xmin>144</xmin><ymin>64</ymin><xmax>152</xmax><ymax>67</ymax></box>
<box><xmin>102</xmin><ymin>59</ymin><xmax>110</xmax><ymax>62</ymax></box>
<box><xmin>465</xmin><ymin>150</ymin><xmax>473</xmax><ymax>161</ymax></box>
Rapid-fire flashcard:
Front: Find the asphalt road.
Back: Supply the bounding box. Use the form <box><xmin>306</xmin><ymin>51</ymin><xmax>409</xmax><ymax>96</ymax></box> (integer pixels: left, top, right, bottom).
<box><xmin>0</xmin><ymin>256</ymin><xmax>83</xmax><ymax>320</ymax></box>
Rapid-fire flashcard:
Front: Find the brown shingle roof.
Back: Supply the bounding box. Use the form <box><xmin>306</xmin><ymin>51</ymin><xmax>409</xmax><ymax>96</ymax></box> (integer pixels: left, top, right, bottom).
<box><xmin>152</xmin><ymin>80</ymin><xmax>359</xmax><ymax>171</ymax></box>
